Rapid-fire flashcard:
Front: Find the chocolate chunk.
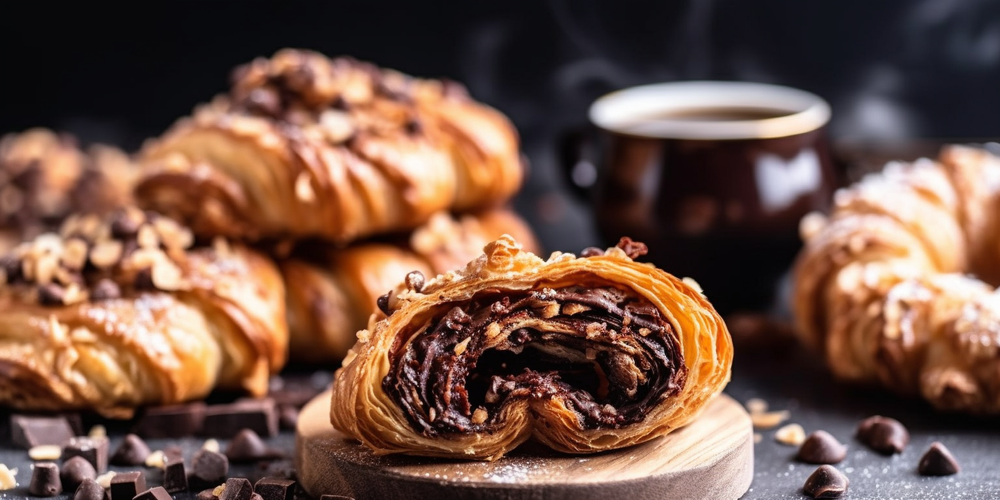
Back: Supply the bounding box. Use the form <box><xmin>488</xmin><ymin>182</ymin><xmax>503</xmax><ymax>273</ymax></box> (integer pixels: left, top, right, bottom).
<box><xmin>580</xmin><ymin>247</ymin><xmax>605</xmax><ymax>257</ymax></box>
<box><xmin>60</xmin><ymin>456</ymin><xmax>97</xmax><ymax>489</ymax></box>
<box><xmin>10</xmin><ymin>414</ymin><xmax>74</xmax><ymax>449</ymax></box>
<box><xmin>797</xmin><ymin>430</ymin><xmax>847</xmax><ymax>464</ymax></box>
<box><xmin>803</xmin><ymin>465</ymin><xmax>848</xmax><ymax>498</ymax></box>
<box><xmin>90</xmin><ymin>279</ymin><xmax>121</xmax><ymax>300</ymax></box>
<box><xmin>163</xmin><ymin>454</ymin><xmax>188</xmax><ymax>492</ymax></box>
<box><xmin>110</xmin><ymin>471</ymin><xmax>146</xmax><ymax>500</ymax></box>
<box><xmin>226</xmin><ymin>428</ymin><xmax>281</xmax><ymax>463</ymax></box>
<box><xmin>133</xmin><ymin>267</ymin><xmax>156</xmax><ymax>290</ymax></box>
<box><xmin>918</xmin><ymin>441</ymin><xmax>960</xmax><ymax>476</ymax></box>
<box><xmin>220</xmin><ymin>478</ymin><xmax>253</xmax><ymax>500</ymax></box>
<box><xmin>110</xmin><ymin>212</ymin><xmax>141</xmax><ymax>238</ymax></box>
<box><xmin>404</xmin><ymin>270</ymin><xmax>425</xmax><ymax>292</ymax></box>
<box><xmin>196</xmin><ymin>489</ymin><xmax>219</xmax><ymax>500</ymax></box>
<box><xmin>278</xmin><ymin>406</ymin><xmax>298</xmax><ymax>430</ymax></box>
<box><xmin>73</xmin><ymin>478</ymin><xmax>104</xmax><ymax>500</ymax></box>
<box><xmin>615</xmin><ymin>237</ymin><xmax>648</xmax><ymax>259</ymax></box>
<box><xmin>29</xmin><ymin>462</ymin><xmax>62</xmax><ymax>496</ymax></box>
<box><xmin>134</xmin><ymin>402</ymin><xmax>206</xmax><ymax>438</ymax></box>
<box><xmin>856</xmin><ymin>415</ymin><xmax>909</xmax><ymax>455</ymax></box>
<box><xmin>134</xmin><ymin>486</ymin><xmax>173</xmax><ymax>500</ymax></box>
<box><xmin>376</xmin><ymin>292</ymin><xmax>391</xmax><ymax>315</ymax></box>
<box><xmin>254</xmin><ymin>478</ymin><xmax>295</xmax><ymax>500</ymax></box>
<box><xmin>110</xmin><ymin>434</ymin><xmax>151</xmax><ymax>466</ymax></box>
<box><xmin>37</xmin><ymin>283</ymin><xmax>67</xmax><ymax>305</ymax></box>
<box><xmin>63</xmin><ymin>436</ymin><xmax>109</xmax><ymax>473</ymax></box>
<box><xmin>190</xmin><ymin>449</ymin><xmax>228</xmax><ymax>489</ymax></box>
<box><xmin>203</xmin><ymin>399</ymin><xmax>277</xmax><ymax>438</ymax></box>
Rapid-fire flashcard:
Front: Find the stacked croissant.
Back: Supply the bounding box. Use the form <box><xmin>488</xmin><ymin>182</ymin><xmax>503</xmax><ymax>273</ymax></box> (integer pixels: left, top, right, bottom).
<box><xmin>794</xmin><ymin>145</ymin><xmax>1000</xmax><ymax>414</ymax></box>
<box><xmin>0</xmin><ymin>49</ymin><xmax>537</xmax><ymax>417</ymax></box>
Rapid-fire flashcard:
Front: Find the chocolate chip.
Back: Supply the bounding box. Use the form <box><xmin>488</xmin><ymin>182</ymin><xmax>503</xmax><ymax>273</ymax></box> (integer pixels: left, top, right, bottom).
<box><xmin>63</xmin><ymin>436</ymin><xmax>109</xmax><ymax>473</ymax></box>
<box><xmin>109</xmin><ymin>471</ymin><xmax>146</xmax><ymax>500</ymax></box>
<box><xmin>797</xmin><ymin>430</ymin><xmax>847</xmax><ymax>464</ymax></box>
<box><xmin>163</xmin><ymin>454</ymin><xmax>188</xmax><ymax>493</ymax></box>
<box><xmin>220</xmin><ymin>478</ymin><xmax>254</xmax><ymax>500</ymax></box>
<box><xmin>856</xmin><ymin>415</ymin><xmax>909</xmax><ymax>455</ymax></box>
<box><xmin>278</xmin><ymin>406</ymin><xmax>298</xmax><ymax>431</ymax></box>
<box><xmin>133</xmin><ymin>267</ymin><xmax>155</xmax><ymax>290</ymax></box>
<box><xmin>110</xmin><ymin>212</ymin><xmax>141</xmax><ymax>238</ymax></box>
<box><xmin>190</xmin><ymin>449</ymin><xmax>228</xmax><ymax>489</ymax></box>
<box><xmin>376</xmin><ymin>292</ymin><xmax>391</xmax><ymax>315</ymax></box>
<box><xmin>225</xmin><ymin>429</ymin><xmax>281</xmax><ymax>463</ymax></box>
<box><xmin>134</xmin><ymin>486</ymin><xmax>173</xmax><ymax>500</ymax></box>
<box><xmin>802</xmin><ymin>465</ymin><xmax>848</xmax><ymax>498</ymax></box>
<box><xmin>246</xmin><ymin>87</ymin><xmax>282</xmax><ymax>116</ymax></box>
<box><xmin>203</xmin><ymin>399</ymin><xmax>278</xmax><ymax>438</ymax></box>
<box><xmin>404</xmin><ymin>270</ymin><xmax>425</xmax><ymax>292</ymax></box>
<box><xmin>73</xmin><ymin>478</ymin><xmax>104</xmax><ymax>500</ymax></box>
<box><xmin>254</xmin><ymin>477</ymin><xmax>295</xmax><ymax>500</ymax></box>
<box><xmin>196</xmin><ymin>489</ymin><xmax>219</xmax><ymax>500</ymax></box>
<box><xmin>9</xmin><ymin>414</ymin><xmax>74</xmax><ymax>449</ymax></box>
<box><xmin>90</xmin><ymin>279</ymin><xmax>122</xmax><ymax>301</ymax></box>
<box><xmin>29</xmin><ymin>462</ymin><xmax>62</xmax><ymax>496</ymax></box>
<box><xmin>580</xmin><ymin>247</ymin><xmax>605</xmax><ymax>257</ymax></box>
<box><xmin>109</xmin><ymin>434</ymin><xmax>150</xmax><ymax>466</ymax></box>
<box><xmin>37</xmin><ymin>283</ymin><xmax>67</xmax><ymax>305</ymax></box>
<box><xmin>404</xmin><ymin>119</ymin><xmax>422</xmax><ymax>135</ymax></box>
<box><xmin>60</xmin><ymin>456</ymin><xmax>96</xmax><ymax>489</ymax></box>
<box><xmin>918</xmin><ymin>441</ymin><xmax>960</xmax><ymax>476</ymax></box>
<box><xmin>134</xmin><ymin>402</ymin><xmax>206</xmax><ymax>438</ymax></box>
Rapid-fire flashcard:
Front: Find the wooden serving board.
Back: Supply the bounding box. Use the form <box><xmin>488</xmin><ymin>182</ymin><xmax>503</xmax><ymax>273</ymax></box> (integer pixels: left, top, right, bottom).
<box><xmin>296</xmin><ymin>390</ymin><xmax>753</xmax><ymax>500</ymax></box>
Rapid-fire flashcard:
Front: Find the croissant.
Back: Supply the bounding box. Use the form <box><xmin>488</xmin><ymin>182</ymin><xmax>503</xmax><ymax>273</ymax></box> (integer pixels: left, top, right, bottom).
<box><xmin>0</xmin><ymin>128</ymin><xmax>138</xmax><ymax>252</ymax></box>
<box><xmin>283</xmin><ymin>208</ymin><xmax>539</xmax><ymax>362</ymax></box>
<box><xmin>330</xmin><ymin>236</ymin><xmax>732</xmax><ymax>460</ymax></box>
<box><xmin>0</xmin><ymin>207</ymin><xmax>287</xmax><ymax>417</ymax></box>
<box><xmin>135</xmin><ymin>49</ymin><xmax>524</xmax><ymax>243</ymax></box>
<box><xmin>793</xmin><ymin>144</ymin><xmax>1000</xmax><ymax>413</ymax></box>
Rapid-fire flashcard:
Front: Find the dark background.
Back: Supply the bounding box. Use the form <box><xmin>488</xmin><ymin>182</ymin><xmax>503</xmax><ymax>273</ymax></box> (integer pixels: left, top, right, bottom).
<box><xmin>3</xmin><ymin>0</ymin><xmax>1000</xmax><ymax>252</ymax></box>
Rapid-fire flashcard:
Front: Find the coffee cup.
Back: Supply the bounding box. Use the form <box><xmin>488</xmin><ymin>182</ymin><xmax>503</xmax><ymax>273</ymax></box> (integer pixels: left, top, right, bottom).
<box><xmin>562</xmin><ymin>81</ymin><xmax>837</xmax><ymax>314</ymax></box>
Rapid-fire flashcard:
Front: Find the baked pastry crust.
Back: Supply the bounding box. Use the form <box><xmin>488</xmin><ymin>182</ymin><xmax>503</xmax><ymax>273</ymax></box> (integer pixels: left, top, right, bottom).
<box><xmin>0</xmin><ymin>208</ymin><xmax>287</xmax><ymax>417</ymax></box>
<box><xmin>793</xmin><ymin>145</ymin><xmax>1000</xmax><ymax>413</ymax></box>
<box><xmin>330</xmin><ymin>236</ymin><xmax>732</xmax><ymax>460</ymax></box>
<box><xmin>136</xmin><ymin>49</ymin><xmax>523</xmax><ymax>243</ymax></box>
<box><xmin>282</xmin><ymin>208</ymin><xmax>538</xmax><ymax>362</ymax></box>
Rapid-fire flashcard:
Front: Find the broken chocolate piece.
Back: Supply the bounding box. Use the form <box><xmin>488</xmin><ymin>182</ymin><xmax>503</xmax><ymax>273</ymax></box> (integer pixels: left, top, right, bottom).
<box><xmin>110</xmin><ymin>433</ymin><xmax>151</xmax><ymax>466</ymax></box>
<box><xmin>190</xmin><ymin>449</ymin><xmax>229</xmax><ymax>490</ymax></box>
<box><xmin>203</xmin><ymin>399</ymin><xmax>278</xmax><ymax>438</ymax></box>
<box><xmin>134</xmin><ymin>402</ymin><xmax>206</xmax><ymax>438</ymax></box>
<box><xmin>73</xmin><ymin>478</ymin><xmax>105</xmax><ymax>500</ymax></box>
<box><xmin>278</xmin><ymin>406</ymin><xmax>298</xmax><ymax>430</ymax></box>
<box><xmin>110</xmin><ymin>471</ymin><xmax>146</xmax><ymax>500</ymax></box>
<box><xmin>10</xmin><ymin>414</ymin><xmax>74</xmax><ymax>449</ymax></box>
<box><xmin>60</xmin><ymin>456</ymin><xmax>97</xmax><ymax>489</ymax></box>
<box><xmin>226</xmin><ymin>429</ymin><xmax>281</xmax><ymax>463</ymax></box>
<box><xmin>856</xmin><ymin>415</ymin><xmax>909</xmax><ymax>455</ymax></box>
<box><xmin>803</xmin><ymin>465</ymin><xmax>848</xmax><ymax>498</ymax></box>
<box><xmin>797</xmin><ymin>431</ymin><xmax>847</xmax><ymax>464</ymax></box>
<box><xmin>63</xmin><ymin>436</ymin><xmax>109</xmax><ymax>473</ymax></box>
<box><xmin>254</xmin><ymin>478</ymin><xmax>295</xmax><ymax>500</ymax></box>
<box><xmin>196</xmin><ymin>488</ymin><xmax>218</xmax><ymax>500</ymax></box>
<box><xmin>220</xmin><ymin>478</ymin><xmax>253</xmax><ymax>500</ymax></box>
<box><xmin>163</xmin><ymin>454</ymin><xmax>188</xmax><ymax>493</ymax></box>
<box><xmin>29</xmin><ymin>462</ymin><xmax>62</xmax><ymax>497</ymax></box>
<box><xmin>134</xmin><ymin>486</ymin><xmax>173</xmax><ymax>500</ymax></box>
<box><xmin>918</xmin><ymin>442</ymin><xmax>960</xmax><ymax>476</ymax></box>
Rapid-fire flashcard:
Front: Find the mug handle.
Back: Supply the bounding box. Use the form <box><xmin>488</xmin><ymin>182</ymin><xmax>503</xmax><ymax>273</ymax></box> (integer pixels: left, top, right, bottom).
<box><xmin>557</xmin><ymin>126</ymin><xmax>601</xmax><ymax>201</ymax></box>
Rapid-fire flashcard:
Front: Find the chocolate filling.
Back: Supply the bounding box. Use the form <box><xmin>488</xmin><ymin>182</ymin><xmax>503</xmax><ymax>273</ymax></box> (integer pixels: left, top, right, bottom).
<box><xmin>383</xmin><ymin>285</ymin><xmax>687</xmax><ymax>436</ymax></box>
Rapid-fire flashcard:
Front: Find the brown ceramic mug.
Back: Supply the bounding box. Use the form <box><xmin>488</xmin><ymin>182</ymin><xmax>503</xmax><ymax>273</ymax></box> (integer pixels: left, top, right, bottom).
<box><xmin>564</xmin><ymin>81</ymin><xmax>837</xmax><ymax>315</ymax></box>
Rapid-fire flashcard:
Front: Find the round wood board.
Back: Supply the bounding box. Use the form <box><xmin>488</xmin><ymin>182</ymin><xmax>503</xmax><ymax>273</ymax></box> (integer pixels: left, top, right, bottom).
<box><xmin>296</xmin><ymin>390</ymin><xmax>753</xmax><ymax>500</ymax></box>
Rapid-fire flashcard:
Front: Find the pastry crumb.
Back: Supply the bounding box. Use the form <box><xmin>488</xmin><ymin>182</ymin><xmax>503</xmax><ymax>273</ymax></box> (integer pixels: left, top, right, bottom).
<box><xmin>775</xmin><ymin>423</ymin><xmax>807</xmax><ymax>446</ymax></box>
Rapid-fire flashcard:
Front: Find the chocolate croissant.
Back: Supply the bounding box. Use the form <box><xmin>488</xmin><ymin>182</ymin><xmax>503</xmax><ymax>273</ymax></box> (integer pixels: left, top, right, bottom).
<box><xmin>0</xmin><ymin>208</ymin><xmax>287</xmax><ymax>417</ymax></box>
<box><xmin>793</xmin><ymin>145</ymin><xmax>1000</xmax><ymax>413</ymax></box>
<box><xmin>0</xmin><ymin>128</ymin><xmax>138</xmax><ymax>252</ymax></box>
<box><xmin>330</xmin><ymin>236</ymin><xmax>732</xmax><ymax>460</ymax></box>
<box><xmin>135</xmin><ymin>49</ymin><xmax>524</xmax><ymax>243</ymax></box>
<box><xmin>283</xmin><ymin>208</ymin><xmax>539</xmax><ymax>362</ymax></box>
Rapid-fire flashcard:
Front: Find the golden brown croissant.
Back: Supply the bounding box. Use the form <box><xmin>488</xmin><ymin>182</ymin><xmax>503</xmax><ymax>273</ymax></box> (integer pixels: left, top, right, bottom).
<box><xmin>793</xmin><ymin>144</ymin><xmax>1000</xmax><ymax>413</ymax></box>
<box><xmin>330</xmin><ymin>236</ymin><xmax>732</xmax><ymax>460</ymax></box>
<box><xmin>0</xmin><ymin>208</ymin><xmax>287</xmax><ymax>417</ymax></box>
<box><xmin>0</xmin><ymin>128</ymin><xmax>138</xmax><ymax>252</ymax></box>
<box><xmin>135</xmin><ymin>49</ymin><xmax>524</xmax><ymax>243</ymax></box>
<box><xmin>283</xmin><ymin>208</ymin><xmax>539</xmax><ymax>362</ymax></box>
